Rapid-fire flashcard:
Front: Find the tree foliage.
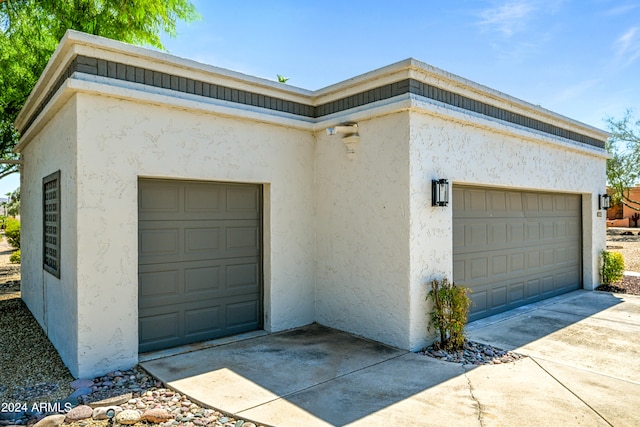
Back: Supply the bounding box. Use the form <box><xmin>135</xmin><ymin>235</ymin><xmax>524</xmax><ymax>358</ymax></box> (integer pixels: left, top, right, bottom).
<box><xmin>4</xmin><ymin>187</ymin><xmax>19</xmax><ymax>217</ymax></box>
<box><xmin>606</xmin><ymin>110</ymin><xmax>640</xmax><ymax>210</ymax></box>
<box><xmin>0</xmin><ymin>0</ymin><xmax>199</xmax><ymax>178</ymax></box>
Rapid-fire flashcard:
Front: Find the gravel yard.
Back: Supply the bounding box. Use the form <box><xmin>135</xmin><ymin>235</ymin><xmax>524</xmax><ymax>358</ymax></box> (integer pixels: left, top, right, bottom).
<box><xmin>605</xmin><ymin>228</ymin><xmax>640</xmax><ymax>272</ymax></box>
<box><xmin>0</xmin><ymin>240</ymin><xmax>74</xmax><ymax>407</ymax></box>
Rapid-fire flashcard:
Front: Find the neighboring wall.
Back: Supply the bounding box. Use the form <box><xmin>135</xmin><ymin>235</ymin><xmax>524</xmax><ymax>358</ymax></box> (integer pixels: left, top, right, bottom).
<box><xmin>20</xmin><ymin>96</ymin><xmax>80</xmax><ymax>373</ymax></box>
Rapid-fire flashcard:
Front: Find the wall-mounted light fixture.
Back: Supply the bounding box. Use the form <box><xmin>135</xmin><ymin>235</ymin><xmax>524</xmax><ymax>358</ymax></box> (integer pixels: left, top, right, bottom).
<box><xmin>599</xmin><ymin>194</ymin><xmax>611</xmax><ymax>210</ymax></box>
<box><xmin>326</xmin><ymin>123</ymin><xmax>360</xmax><ymax>160</ymax></box>
<box><xmin>432</xmin><ymin>179</ymin><xmax>449</xmax><ymax>207</ymax></box>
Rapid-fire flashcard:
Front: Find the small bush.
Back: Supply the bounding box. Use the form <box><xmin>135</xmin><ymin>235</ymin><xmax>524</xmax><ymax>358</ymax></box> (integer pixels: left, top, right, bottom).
<box><xmin>601</xmin><ymin>250</ymin><xmax>624</xmax><ymax>284</ymax></box>
<box><xmin>427</xmin><ymin>277</ymin><xmax>471</xmax><ymax>351</ymax></box>
<box><xmin>9</xmin><ymin>249</ymin><xmax>20</xmax><ymax>264</ymax></box>
<box><xmin>4</xmin><ymin>218</ymin><xmax>20</xmax><ymax>249</ymax></box>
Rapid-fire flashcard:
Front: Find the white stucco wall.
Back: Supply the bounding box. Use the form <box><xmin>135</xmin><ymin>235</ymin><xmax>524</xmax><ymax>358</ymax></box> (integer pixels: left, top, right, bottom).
<box><xmin>71</xmin><ymin>92</ymin><xmax>315</xmax><ymax>377</ymax></box>
<box><xmin>315</xmin><ymin>112</ymin><xmax>412</xmax><ymax>349</ymax></box>
<box><xmin>406</xmin><ymin>102</ymin><xmax>608</xmax><ymax>350</ymax></box>
<box><xmin>20</xmin><ymin>96</ymin><xmax>80</xmax><ymax>374</ymax></box>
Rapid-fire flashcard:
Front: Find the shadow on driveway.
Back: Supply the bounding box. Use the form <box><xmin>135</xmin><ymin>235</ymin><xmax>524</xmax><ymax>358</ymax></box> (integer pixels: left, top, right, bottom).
<box><xmin>141</xmin><ymin>290</ymin><xmax>640</xmax><ymax>426</ymax></box>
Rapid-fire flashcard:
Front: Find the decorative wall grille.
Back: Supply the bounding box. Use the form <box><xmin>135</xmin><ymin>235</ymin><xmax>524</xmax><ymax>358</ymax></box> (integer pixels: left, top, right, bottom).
<box><xmin>43</xmin><ymin>171</ymin><xmax>61</xmax><ymax>277</ymax></box>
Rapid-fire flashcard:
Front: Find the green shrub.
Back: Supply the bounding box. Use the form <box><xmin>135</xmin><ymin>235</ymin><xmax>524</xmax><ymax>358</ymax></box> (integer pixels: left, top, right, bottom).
<box><xmin>9</xmin><ymin>249</ymin><xmax>20</xmax><ymax>264</ymax></box>
<box><xmin>4</xmin><ymin>218</ymin><xmax>20</xmax><ymax>249</ymax></box>
<box><xmin>601</xmin><ymin>250</ymin><xmax>625</xmax><ymax>284</ymax></box>
<box><xmin>427</xmin><ymin>277</ymin><xmax>471</xmax><ymax>351</ymax></box>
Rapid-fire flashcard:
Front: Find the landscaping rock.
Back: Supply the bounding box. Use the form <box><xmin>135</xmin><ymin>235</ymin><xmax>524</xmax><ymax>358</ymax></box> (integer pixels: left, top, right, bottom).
<box><xmin>115</xmin><ymin>409</ymin><xmax>141</xmax><ymax>425</ymax></box>
<box><xmin>85</xmin><ymin>392</ymin><xmax>133</xmax><ymax>408</ymax></box>
<box><xmin>32</xmin><ymin>414</ymin><xmax>65</xmax><ymax>427</ymax></box>
<box><xmin>69</xmin><ymin>379</ymin><xmax>94</xmax><ymax>390</ymax></box>
<box><xmin>420</xmin><ymin>340</ymin><xmax>524</xmax><ymax>365</ymax></box>
<box><xmin>67</xmin><ymin>387</ymin><xmax>93</xmax><ymax>401</ymax></box>
<box><xmin>64</xmin><ymin>405</ymin><xmax>93</xmax><ymax>422</ymax></box>
<box><xmin>141</xmin><ymin>408</ymin><xmax>173</xmax><ymax>423</ymax></box>
<box><xmin>91</xmin><ymin>406</ymin><xmax>123</xmax><ymax>420</ymax></box>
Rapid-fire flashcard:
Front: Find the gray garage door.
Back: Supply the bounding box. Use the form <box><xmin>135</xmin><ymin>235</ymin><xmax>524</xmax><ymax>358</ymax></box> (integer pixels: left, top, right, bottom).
<box><xmin>138</xmin><ymin>179</ymin><xmax>262</xmax><ymax>353</ymax></box>
<box><xmin>453</xmin><ymin>186</ymin><xmax>581</xmax><ymax>322</ymax></box>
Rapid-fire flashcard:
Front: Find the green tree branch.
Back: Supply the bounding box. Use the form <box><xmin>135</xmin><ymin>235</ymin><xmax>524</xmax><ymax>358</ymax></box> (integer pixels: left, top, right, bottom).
<box><xmin>0</xmin><ymin>0</ymin><xmax>199</xmax><ymax>173</ymax></box>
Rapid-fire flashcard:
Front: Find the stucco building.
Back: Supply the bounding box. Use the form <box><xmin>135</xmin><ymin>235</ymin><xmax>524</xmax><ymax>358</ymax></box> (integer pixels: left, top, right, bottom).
<box><xmin>15</xmin><ymin>31</ymin><xmax>609</xmax><ymax>378</ymax></box>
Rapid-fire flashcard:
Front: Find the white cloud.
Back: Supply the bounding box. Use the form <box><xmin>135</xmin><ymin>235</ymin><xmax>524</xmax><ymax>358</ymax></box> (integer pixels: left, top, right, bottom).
<box><xmin>548</xmin><ymin>79</ymin><xmax>602</xmax><ymax>105</ymax></box>
<box><xmin>614</xmin><ymin>27</ymin><xmax>640</xmax><ymax>65</ymax></box>
<box><xmin>478</xmin><ymin>1</ymin><xmax>536</xmax><ymax>36</ymax></box>
<box><xmin>606</xmin><ymin>3</ymin><xmax>639</xmax><ymax>16</ymax></box>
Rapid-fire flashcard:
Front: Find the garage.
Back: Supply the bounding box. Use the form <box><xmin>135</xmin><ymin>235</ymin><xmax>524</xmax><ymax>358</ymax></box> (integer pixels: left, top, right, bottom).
<box><xmin>138</xmin><ymin>179</ymin><xmax>262</xmax><ymax>352</ymax></box>
<box><xmin>453</xmin><ymin>186</ymin><xmax>582</xmax><ymax>321</ymax></box>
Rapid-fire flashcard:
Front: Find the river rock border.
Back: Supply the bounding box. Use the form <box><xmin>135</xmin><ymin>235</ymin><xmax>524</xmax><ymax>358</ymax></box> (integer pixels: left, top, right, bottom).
<box><xmin>420</xmin><ymin>340</ymin><xmax>525</xmax><ymax>365</ymax></box>
<box><xmin>0</xmin><ymin>367</ymin><xmax>268</xmax><ymax>427</ymax></box>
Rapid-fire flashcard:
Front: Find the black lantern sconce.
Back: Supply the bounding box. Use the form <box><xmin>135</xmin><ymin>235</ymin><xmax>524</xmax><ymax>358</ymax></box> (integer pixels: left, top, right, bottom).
<box><xmin>599</xmin><ymin>194</ymin><xmax>611</xmax><ymax>210</ymax></box>
<box><xmin>432</xmin><ymin>179</ymin><xmax>449</xmax><ymax>207</ymax></box>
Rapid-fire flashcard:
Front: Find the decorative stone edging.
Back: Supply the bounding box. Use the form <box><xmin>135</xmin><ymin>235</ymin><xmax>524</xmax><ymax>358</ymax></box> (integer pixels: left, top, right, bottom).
<box><xmin>420</xmin><ymin>340</ymin><xmax>525</xmax><ymax>365</ymax></box>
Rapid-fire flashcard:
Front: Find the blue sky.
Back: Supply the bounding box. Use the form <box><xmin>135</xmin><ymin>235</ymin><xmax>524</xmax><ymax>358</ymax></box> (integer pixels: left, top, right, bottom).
<box><xmin>1</xmin><ymin>0</ymin><xmax>638</xmax><ymax>195</ymax></box>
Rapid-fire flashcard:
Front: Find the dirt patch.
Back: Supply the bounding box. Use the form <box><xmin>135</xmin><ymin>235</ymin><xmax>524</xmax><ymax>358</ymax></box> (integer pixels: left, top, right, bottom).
<box><xmin>0</xmin><ymin>234</ymin><xmax>75</xmax><ymax>406</ymax></box>
<box><xmin>596</xmin><ymin>274</ymin><xmax>640</xmax><ymax>295</ymax></box>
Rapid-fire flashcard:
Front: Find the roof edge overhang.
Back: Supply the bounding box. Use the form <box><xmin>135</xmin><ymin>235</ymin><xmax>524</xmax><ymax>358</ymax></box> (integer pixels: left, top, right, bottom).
<box><xmin>15</xmin><ymin>30</ymin><xmax>610</xmax><ymax>153</ymax></box>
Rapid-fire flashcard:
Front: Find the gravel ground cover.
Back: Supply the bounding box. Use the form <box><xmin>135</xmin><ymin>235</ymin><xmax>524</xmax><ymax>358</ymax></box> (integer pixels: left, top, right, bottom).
<box><xmin>598</xmin><ymin>227</ymin><xmax>640</xmax><ymax>294</ymax></box>
<box><xmin>605</xmin><ymin>227</ymin><xmax>640</xmax><ymax>272</ymax></box>
<box><xmin>420</xmin><ymin>340</ymin><xmax>525</xmax><ymax>365</ymax></box>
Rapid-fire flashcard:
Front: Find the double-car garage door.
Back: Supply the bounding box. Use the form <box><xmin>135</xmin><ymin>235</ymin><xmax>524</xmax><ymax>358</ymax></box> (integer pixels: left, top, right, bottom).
<box><xmin>453</xmin><ymin>186</ymin><xmax>582</xmax><ymax>321</ymax></box>
<box><xmin>138</xmin><ymin>179</ymin><xmax>262</xmax><ymax>352</ymax></box>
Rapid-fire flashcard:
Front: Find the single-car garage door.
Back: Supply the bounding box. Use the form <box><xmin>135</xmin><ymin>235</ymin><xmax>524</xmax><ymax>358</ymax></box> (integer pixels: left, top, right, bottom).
<box><xmin>138</xmin><ymin>179</ymin><xmax>262</xmax><ymax>352</ymax></box>
<box><xmin>453</xmin><ymin>186</ymin><xmax>581</xmax><ymax>322</ymax></box>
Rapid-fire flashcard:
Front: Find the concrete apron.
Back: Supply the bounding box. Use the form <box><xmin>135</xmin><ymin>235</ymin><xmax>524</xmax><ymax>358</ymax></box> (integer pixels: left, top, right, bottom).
<box><xmin>141</xmin><ymin>290</ymin><xmax>640</xmax><ymax>426</ymax></box>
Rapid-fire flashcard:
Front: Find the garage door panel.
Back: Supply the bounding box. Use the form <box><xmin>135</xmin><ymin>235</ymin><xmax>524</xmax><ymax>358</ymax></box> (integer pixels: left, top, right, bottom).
<box><xmin>226</xmin><ymin>225</ymin><xmax>259</xmax><ymax>251</ymax></box>
<box><xmin>509</xmin><ymin>282</ymin><xmax>524</xmax><ymax>304</ymax></box>
<box><xmin>185</xmin><ymin>227</ymin><xmax>221</xmax><ymax>253</ymax></box>
<box><xmin>139</xmin><ymin>228</ymin><xmax>179</xmax><ymax>258</ymax></box>
<box><xmin>185</xmin><ymin>265</ymin><xmax>222</xmax><ymax>294</ymax></box>
<box><xmin>227</xmin><ymin>299</ymin><xmax>260</xmax><ymax>329</ymax></box>
<box><xmin>139</xmin><ymin>269</ymin><xmax>180</xmax><ymax>300</ymax></box>
<box><xmin>528</xmin><ymin>251</ymin><xmax>540</xmax><ymax>268</ymax></box>
<box><xmin>488</xmin><ymin>223</ymin><xmax>507</xmax><ymax>245</ymax></box>
<box><xmin>138</xmin><ymin>312</ymin><xmax>181</xmax><ymax>351</ymax></box>
<box><xmin>470</xmin><ymin>291</ymin><xmax>487</xmax><ymax>314</ymax></box>
<box><xmin>185</xmin><ymin>187</ymin><xmax>222</xmax><ymax>212</ymax></box>
<box><xmin>227</xmin><ymin>187</ymin><xmax>260</xmax><ymax>212</ymax></box>
<box><xmin>510</xmin><ymin>252</ymin><xmax>525</xmax><ymax>272</ymax></box>
<box><xmin>454</xmin><ymin>186</ymin><xmax>581</xmax><ymax>321</ymax></box>
<box><xmin>491</xmin><ymin>255</ymin><xmax>507</xmax><ymax>276</ymax></box>
<box><xmin>542</xmin><ymin>276</ymin><xmax>554</xmax><ymax>294</ymax></box>
<box><xmin>226</xmin><ymin>261</ymin><xmax>259</xmax><ymax>291</ymax></box>
<box><xmin>139</xmin><ymin>184</ymin><xmax>180</xmax><ymax>214</ymax></box>
<box><xmin>184</xmin><ymin>305</ymin><xmax>223</xmax><ymax>337</ymax></box>
<box><xmin>139</xmin><ymin>179</ymin><xmax>262</xmax><ymax>353</ymax></box>
<box><xmin>470</xmin><ymin>258</ymin><xmax>488</xmax><ymax>279</ymax></box>
<box><xmin>453</xmin><ymin>260</ymin><xmax>465</xmax><ymax>282</ymax></box>
<box><xmin>140</xmin><ymin>220</ymin><xmax>259</xmax><ymax>264</ymax></box>
<box><xmin>140</xmin><ymin>258</ymin><xmax>259</xmax><ymax>307</ymax></box>
<box><xmin>526</xmin><ymin>279</ymin><xmax>540</xmax><ymax>298</ymax></box>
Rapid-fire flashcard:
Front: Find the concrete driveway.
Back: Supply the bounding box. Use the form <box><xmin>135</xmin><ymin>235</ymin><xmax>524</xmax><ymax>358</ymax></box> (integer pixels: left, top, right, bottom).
<box><xmin>141</xmin><ymin>290</ymin><xmax>640</xmax><ymax>426</ymax></box>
